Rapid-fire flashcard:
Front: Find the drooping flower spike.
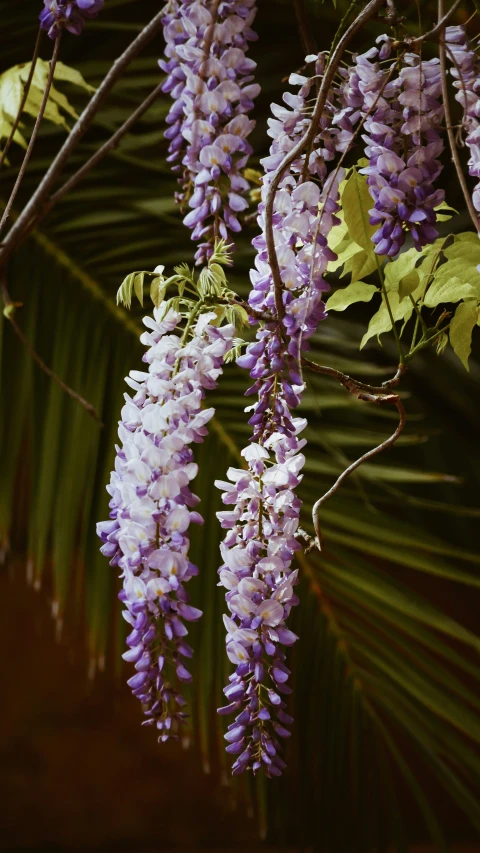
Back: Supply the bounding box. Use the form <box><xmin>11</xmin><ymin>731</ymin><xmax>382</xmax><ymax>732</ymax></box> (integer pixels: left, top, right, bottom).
<box><xmin>97</xmin><ymin>304</ymin><xmax>234</xmax><ymax>739</ymax></box>
<box><xmin>216</xmin><ymin>54</ymin><xmax>350</xmax><ymax>776</ymax></box>
<box><xmin>40</xmin><ymin>0</ymin><xmax>104</xmax><ymax>38</ymax></box>
<box><xmin>339</xmin><ymin>41</ymin><xmax>445</xmax><ymax>256</ymax></box>
<box><xmin>160</xmin><ymin>0</ymin><xmax>259</xmax><ymax>263</ymax></box>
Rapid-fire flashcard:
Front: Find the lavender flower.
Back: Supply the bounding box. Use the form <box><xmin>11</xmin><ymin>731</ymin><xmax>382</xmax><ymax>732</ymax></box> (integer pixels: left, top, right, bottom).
<box><xmin>216</xmin><ymin>431</ymin><xmax>305</xmax><ymax>776</ymax></box>
<box><xmin>159</xmin><ymin>0</ymin><xmax>259</xmax><ymax>263</ymax></box>
<box><xmin>348</xmin><ymin>43</ymin><xmax>445</xmax><ymax>255</ymax></box>
<box><xmin>39</xmin><ymin>0</ymin><xmax>104</xmax><ymax>38</ymax></box>
<box><xmin>97</xmin><ymin>308</ymin><xmax>234</xmax><ymax>738</ymax></box>
<box><xmin>445</xmin><ymin>26</ymin><xmax>480</xmax><ymax>217</ymax></box>
<box><xmin>248</xmin><ymin>55</ymin><xmax>345</xmax><ymax>372</ymax></box>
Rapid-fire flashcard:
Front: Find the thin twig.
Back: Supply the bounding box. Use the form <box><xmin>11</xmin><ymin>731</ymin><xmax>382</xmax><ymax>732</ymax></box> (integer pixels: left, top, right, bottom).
<box><xmin>408</xmin><ymin>0</ymin><xmax>463</xmax><ymax>46</ymax></box>
<box><xmin>311</xmin><ymin>396</ymin><xmax>406</xmax><ymax>550</ymax></box>
<box><xmin>0</xmin><ymin>28</ymin><xmax>43</xmax><ymax>171</ymax></box>
<box><xmin>301</xmin><ymin>355</ymin><xmax>403</xmax><ymax>396</ymax></box>
<box><xmin>263</xmin><ymin>0</ymin><xmax>386</xmax><ymax>321</ymax></box>
<box><xmin>0</xmin><ymin>274</ymin><xmax>102</xmax><ymax>424</ymax></box>
<box><xmin>37</xmin><ymin>82</ymin><xmax>164</xmax><ymax>219</ymax></box>
<box><xmin>0</xmin><ymin>36</ymin><xmax>62</xmax><ymax>237</ymax></box>
<box><xmin>0</xmin><ymin>8</ymin><xmax>165</xmax><ymax>263</ymax></box>
<box><xmin>438</xmin><ymin>0</ymin><xmax>479</xmax><ymax>232</ymax></box>
<box><xmin>293</xmin><ymin>0</ymin><xmax>318</xmax><ymax>58</ymax></box>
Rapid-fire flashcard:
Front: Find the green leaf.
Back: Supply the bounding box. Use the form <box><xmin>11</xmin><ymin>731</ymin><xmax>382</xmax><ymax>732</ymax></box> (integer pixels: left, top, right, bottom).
<box><xmin>424</xmin><ymin>277</ymin><xmax>477</xmax><ymax>308</ymax></box>
<box><xmin>449</xmin><ymin>300</ymin><xmax>479</xmax><ymax>370</ymax></box>
<box><xmin>341</xmin><ymin>170</ymin><xmax>377</xmax><ymax>254</ymax></box>
<box><xmin>360</xmin><ymin>292</ymin><xmax>415</xmax><ymax>349</ymax></box>
<box><xmin>150</xmin><ymin>275</ymin><xmax>166</xmax><ymax>309</ymax></box>
<box><xmin>133</xmin><ymin>271</ymin><xmax>144</xmax><ymax>307</ymax></box>
<box><xmin>435</xmin><ymin>201</ymin><xmax>458</xmax><ymax>222</ymax></box>
<box><xmin>384</xmin><ymin>248</ymin><xmax>422</xmax><ymax>301</ymax></box>
<box><xmin>0</xmin><ymin>59</ymin><xmax>95</xmax><ymax>141</ymax></box>
<box><xmin>116</xmin><ymin>271</ymin><xmax>136</xmax><ymax>309</ymax></box>
<box><xmin>326</xmin><ymin>281</ymin><xmax>378</xmax><ymax>312</ymax></box>
<box><xmin>53</xmin><ymin>61</ymin><xmax>95</xmax><ymax>92</ymax></box>
<box><xmin>330</xmin><ymin>171</ymin><xmax>378</xmax><ymax>282</ymax></box>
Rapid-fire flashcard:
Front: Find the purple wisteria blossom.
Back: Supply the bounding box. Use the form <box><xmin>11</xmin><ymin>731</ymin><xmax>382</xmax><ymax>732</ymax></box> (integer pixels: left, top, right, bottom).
<box><xmin>97</xmin><ymin>308</ymin><xmax>234</xmax><ymax>738</ymax></box>
<box><xmin>160</xmin><ymin>0</ymin><xmax>259</xmax><ymax>263</ymax></box>
<box><xmin>445</xmin><ymin>26</ymin><xmax>480</xmax><ymax>217</ymax></box>
<box><xmin>215</xmin><ymin>424</ymin><xmax>306</xmax><ymax>776</ymax></box>
<box><xmin>215</xmin><ymin>56</ymin><xmax>347</xmax><ymax>776</ymax></box>
<box><xmin>39</xmin><ymin>0</ymin><xmax>103</xmax><ymax>38</ymax></box>
<box><xmin>343</xmin><ymin>42</ymin><xmax>445</xmax><ymax>256</ymax></box>
<box><xmin>249</xmin><ymin>55</ymin><xmax>345</xmax><ymax>369</ymax></box>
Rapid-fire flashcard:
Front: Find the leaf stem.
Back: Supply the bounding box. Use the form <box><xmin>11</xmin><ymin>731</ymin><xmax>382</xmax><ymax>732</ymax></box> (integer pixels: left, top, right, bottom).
<box><xmin>0</xmin><ymin>28</ymin><xmax>43</xmax><ymax>171</ymax></box>
<box><xmin>0</xmin><ymin>35</ymin><xmax>62</xmax><ymax>238</ymax></box>
<box><xmin>376</xmin><ymin>255</ymin><xmax>405</xmax><ymax>365</ymax></box>
<box><xmin>408</xmin><ymin>293</ymin><xmax>428</xmax><ymax>348</ymax></box>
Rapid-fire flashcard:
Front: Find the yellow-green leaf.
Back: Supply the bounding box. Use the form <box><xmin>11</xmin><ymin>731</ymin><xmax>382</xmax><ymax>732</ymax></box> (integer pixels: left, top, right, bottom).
<box><xmin>449</xmin><ymin>300</ymin><xmax>479</xmax><ymax>370</ymax></box>
<box><xmin>326</xmin><ymin>281</ymin><xmax>378</xmax><ymax>312</ymax></box>
<box><xmin>424</xmin><ymin>278</ymin><xmax>477</xmax><ymax>308</ymax></box>
<box><xmin>150</xmin><ymin>276</ymin><xmax>166</xmax><ymax>309</ymax></box>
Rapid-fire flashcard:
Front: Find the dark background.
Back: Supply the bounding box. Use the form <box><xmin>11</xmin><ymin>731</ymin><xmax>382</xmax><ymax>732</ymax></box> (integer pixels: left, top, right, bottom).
<box><xmin>1</xmin><ymin>0</ymin><xmax>480</xmax><ymax>850</ymax></box>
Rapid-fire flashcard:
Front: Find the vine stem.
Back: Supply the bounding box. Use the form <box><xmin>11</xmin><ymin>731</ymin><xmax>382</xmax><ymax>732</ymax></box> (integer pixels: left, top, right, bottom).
<box><xmin>301</xmin><ymin>355</ymin><xmax>406</xmax><ymax>395</ymax></box>
<box><xmin>310</xmin><ymin>396</ymin><xmax>406</xmax><ymax>551</ymax></box>
<box><xmin>0</xmin><ymin>8</ymin><xmax>165</xmax><ymax>264</ymax></box>
<box><xmin>263</xmin><ymin>0</ymin><xmax>387</xmax><ymax>321</ymax></box>
<box><xmin>0</xmin><ymin>35</ymin><xmax>62</xmax><ymax>237</ymax></box>
<box><xmin>0</xmin><ymin>274</ymin><xmax>102</xmax><ymax>424</ymax></box>
<box><xmin>293</xmin><ymin>0</ymin><xmax>318</xmax><ymax>58</ymax></box>
<box><xmin>408</xmin><ymin>0</ymin><xmax>463</xmax><ymax>46</ymax></box>
<box><xmin>0</xmin><ymin>28</ymin><xmax>43</xmax><ymax>171</ymax></box>
<box><xmin>437</xmin><ymin>0</ymin><xmax>479</xmax><ymax>232</ymax></box>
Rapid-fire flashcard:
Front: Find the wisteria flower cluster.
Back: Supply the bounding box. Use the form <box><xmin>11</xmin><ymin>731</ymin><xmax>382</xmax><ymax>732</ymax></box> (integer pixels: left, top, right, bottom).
<box><xmin>39</xmin><ymin>0</ymin><xmax>104</xmax><ymax>38</ymax></box>
<box><xmin>249</xmin><ymin>56</ymin><xmax>346</xmax><ymax>369</ymax></box>
<box><xmin>215</xmin><ymin>426</ymin><xmax>305</xmax><ymax>775</ymax></box>
<box><xmin>445</xmin><ymin>26</ymin><xmax>480</xmax><ymax>217</ymax></box>
<box><xmin>97</xmin><ymin>306</ymin><xmax>234</xmax><ymax>738</ymax></box>
<box><xmin>338</xmin><ymin>42</ymin><xmax>445</xmax><ymax>256</ymax></box>
<box><xmin>213</xmin><ymin>56</ymin><xmax>350</xmax><ymax>776</ymax></box>
<box><xmin>160</xmin><ymin>0</ymin><xmax>259</xmax><ymax>263</ymax></box>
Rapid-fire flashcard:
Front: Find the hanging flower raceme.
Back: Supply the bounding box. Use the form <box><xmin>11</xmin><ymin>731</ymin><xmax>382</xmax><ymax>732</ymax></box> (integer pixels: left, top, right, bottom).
<box><xmin>39</xmin><ymin>0</ymin><xmax>104</xmax><ymax>38</ymax></box>
<box><xmin>347</xmin><ymin>42</ymin><xmax>445</xmax><ymax>256</ymax></box>
<box><xmin>248</xmin><ymin>54</ymin><xmax>345</xmax><ymax>373</ymax></box>
<box><xmin>445</xmin><ymin>26</ymin><xmax>480</xmax><ymax>217</ymax></box>
<box><xmin>160</xmin><ymin>0</ymin><xmax>259</xmax><ymax>263</ymax></box>
<box><xmin>215</xmin><ymin>55</ymin><xmax>347</xmax><ymax>777</ymax></box>
<box><xmin>97</xmin><ymin>307</ymin><xmax>234</xmax><ymax>739</ymax></box>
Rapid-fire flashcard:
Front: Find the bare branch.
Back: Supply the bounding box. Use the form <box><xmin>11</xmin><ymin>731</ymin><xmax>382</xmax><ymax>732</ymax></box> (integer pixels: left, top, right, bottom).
<box><xmin>293</xmin><ymin>0</ymin><xmax>318</xmax><ymax>58</ymax></box>
<box><xmin>301</xmin><ymin>355</ymin><xmax>406</xmax><ymax>396</ymax></box>
<box><xmin>33</xmin><ymin>81</ymin><xmax>164</xmax><ymax>225</ymax></box>
<box><xmin>0</xmin><ymin>274</ymin><xmax>102</xmax><ymax>425</ymax></box>
<box><xmin>0</xmin><ymin>35</ymin><xmax>62</xmax><ymax>237</ymax></box>
<box><xmin>311</xmin><ymin>396</ymin><xmax>406</xmax><ymax>551</ymax></box>
<box><xmin>0</xmin><ymin>28</ymin><xmax>43</xmax><ymax>171</ymax></box>
<box><xmin>408</xmin><ymin>0</ymin><xmax>463</xmax><ymax>46</ymax></box>
<box><xmin>0</xmin><ymin>8</ymin><xmax>165</xmax><ymax>264</ymax></box>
